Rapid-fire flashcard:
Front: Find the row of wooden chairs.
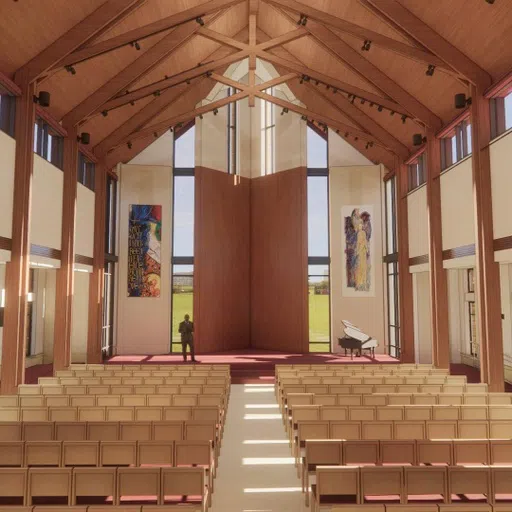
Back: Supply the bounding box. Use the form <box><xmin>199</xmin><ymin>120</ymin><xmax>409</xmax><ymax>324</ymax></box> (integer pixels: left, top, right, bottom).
<box><xmin>0</xmin><ymin>394</ymin><xmax>225</xmax><ymax>409</ymax></box>
<box><xmin>58</xmin><ymin>370</ymin><xmax>228</xmax><ymax>378</ymax></box>
<box><xmin>275</xmin><ymin>363</ymin><xmax>438</xmax><ymax>371</ymax></box>
<box><xmin>40</xmin><ymin>377</ymin><xmax>229</xmax><ymax>387</ymax></box>
<box><xmin>0</xmin><ymin>506</ymin><xmax>201</xmax><ymax>512</ymax></box>
<box><xmin>0</xmin><ymin>466</ymin><xmax>208</xmax><ymax>510</ymax></box>
<box><xmin>279</xmin><ymin>375</ymin><xmax>467</xmax><ymax>386</ymax></box>
<box><xmin>326</xmin><ymin>505</ymin><xmax>512</xmax><ymax>512</ymax></box>
<box><xmin>310</xmin><ymin>465</ymin><xmax>512</xmax><ymax>511</ymax></box>
<box><xmin>284</xmin><ymin>392</ymin><xmax>512</xmax><ymax>408</ymax></box>
<box><xmin>0</xmin><ymin>405</ymin><xmax>222</xmax><ymax>424</ymax></box>
<box><xmin>301</xmin><ymin>438</ymin><xmax>512</xmax><ymax>499</ymax></box>
<box><xmin>69</xmin><ymin>364</ymin><xmax>229</xmax><ymax>371</ymax></box>
<box><xmin>17</xmin><ymin>385</ymin><xmax>227</xmax><ymax>397</ymax></box>
<box><xmin>0</xmin><ymin>420</ymin><xmax>217</xmax><ymax>443</ymax></box>
<box><xmin>293</xmin><ymin>418</ymin><xmax>512</xmax><ymax>442</ymax></box>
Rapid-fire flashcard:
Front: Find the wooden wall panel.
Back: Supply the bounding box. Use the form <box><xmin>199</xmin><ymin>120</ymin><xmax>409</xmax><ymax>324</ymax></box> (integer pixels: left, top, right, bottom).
<box><xmin>194</xmin><ymin>167</ymin><xmax>251</xmax><ymax>353</ymax></box>
<box><xmin>250</xmin><ymin>167</ymin><xmax>308</xmax><ymax>353</ymax></box>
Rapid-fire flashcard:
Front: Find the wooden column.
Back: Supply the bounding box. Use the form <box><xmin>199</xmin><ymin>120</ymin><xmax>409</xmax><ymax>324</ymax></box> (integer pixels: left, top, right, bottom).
<box><xmin>0</xmin><ymin>72</ymin><xmax>35</xmax><ymax>394</ymax></box>
<box><xmin>87</xmin><ymin>164</ymin><xmax>107</xmax><ymax>363</ymax></box>
<box><xmin>396</xmin><ymin>163</ymin><xmax>415</xmax><ymax>363</ymax></box>
<box><xmin>470</xmin><ymin>85</ymin><xmax>505</xmax><ymax>391</ymax></box>
<box><xmin>426</xmin><ymin>133</ymin><xmax>450</xmax><ymax>369</ymax></box>
<box><xmin>53</xmin><ymin>126</ymin><xmax>79</xmax><ymax>371</ymax></box>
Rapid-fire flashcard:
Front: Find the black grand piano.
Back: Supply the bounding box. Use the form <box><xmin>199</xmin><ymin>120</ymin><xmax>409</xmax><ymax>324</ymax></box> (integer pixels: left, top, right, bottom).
<box><xmin>338</xmin><ymin>320</ymin><xmax>378</xmax><ymax>359</ymax></box>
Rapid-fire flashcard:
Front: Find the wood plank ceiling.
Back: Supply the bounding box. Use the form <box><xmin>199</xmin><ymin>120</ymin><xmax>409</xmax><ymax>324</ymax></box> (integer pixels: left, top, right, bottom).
<box><xmin>1</xmin><ymin>0</ymin><xmax>511</xmax><ymax>169</ymax></box>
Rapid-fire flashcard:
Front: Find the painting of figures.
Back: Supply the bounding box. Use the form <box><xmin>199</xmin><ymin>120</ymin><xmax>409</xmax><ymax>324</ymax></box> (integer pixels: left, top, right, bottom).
<box><xmin>342</xmin><ymin>205</ymin><xmax>374</xmax><ymax>297</ymax></box>
<box><xmin>128</xmin><ymin>204</ymin><xmax>162</xmax><ymax>297</ymax></box>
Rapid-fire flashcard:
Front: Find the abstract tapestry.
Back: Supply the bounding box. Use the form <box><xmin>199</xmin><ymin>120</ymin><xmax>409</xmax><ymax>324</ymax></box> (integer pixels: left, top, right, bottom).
<box><xmin>128</xmin><ymin>204</ymin><xmax>162</xmax><ymax>297</ymax></box>
<box><xmin>342</xmin><ymin>205</ymin><xmax>374</xmax><ymax>297</ymax></box>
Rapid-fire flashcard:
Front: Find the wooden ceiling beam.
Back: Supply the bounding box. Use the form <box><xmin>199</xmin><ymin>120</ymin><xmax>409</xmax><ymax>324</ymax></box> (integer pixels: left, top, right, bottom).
<box><xmin>248</xmin><ymin>10</ymin><xmax>258</xmax><ymax>106</ymax></box>
<box><xmin>364</xmin><ymin>0</ymin><xmax>492</xmax><ymax>90</ymax></box>
<box><xmin>198</xmin><ymin>28</ymin><xmax>249</xmax><ymax>50</ymax></box>
<box><xmin>257</xmin><ymin>50</ymin><xmax>408</xmax><ymax>116</ymax></box>
<box><xmin>100</xmin><ymin>50</ymin><xmax>250</xmax><ymax>112</ymax></box>
<box><xmin>263</xmin><ymin>0</ymin><xmax>458</xmax><ymax>75</ymax></box>
<box><xmin>62</xmin><ymin>12</ymin><xmax>223</xmax><ymax>126</ymax></box>
<box><xmin>16</xmin><ymin>0</ymin><xmax>144</xmax><ymax>83</ymax></box>
<box><xmin>292</xmin><ymin>16</ymin><xmax>442</xmax><ymax>128</ymax></box>
<box><xmin>58</xmin><ymin>0</ymin><xmax>246</xmax><ymax>69</ymax></box>
<box><xmin>210</xmin><ymin>71</ymin><xmax>297</xmax><ymax>91</ymax></box>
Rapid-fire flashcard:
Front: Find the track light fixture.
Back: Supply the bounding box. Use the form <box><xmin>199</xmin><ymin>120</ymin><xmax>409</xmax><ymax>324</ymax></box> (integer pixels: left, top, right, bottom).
<box><xmin>176</xmin><ymin>122</ymin><xmax>183</xmax><ymax>129</ymax></box>
<box><xmin>298</xmin><ymin>14</ymin><xmax>308</xmax><ymax>26</ymax></box>
<box><xmin>336</xmin><ymin>129</ymin><xmax>340</xmax><ymax>134</ymax></box>
<box><xmin>153</xmin><ymin>132</ymin><xmax>158</xmax><ymax>138</ymax></box>
<box><xmin>315</xmin><ymin>80</ymin><xmax>319</xmax><ymax>86</ymax></box>
<box><xmin>127</xmin><ymin>141</ymin><xmax>132</xmax><ymax>149</ymax></box>
<box><xmin>370</xmin><ymin>102</ymin><xmax>374</xmax><ymax>107</ymax></box>
<box><xmin>345</xmin><ymin>132</ymin><xmax>349</xmax><ymax>137</ymax></box>
<box><xmin>485</xmin><ymin>0</ymin><xmax>495</xmax><ymax>4</ymax></box>
<box><xmin>390</xmin><ymin>110</ymin><xmax>395</xmax><ymax>116</ymax></box>
<box><xmin>77</xmin><ymin>132</ymin><xmax>90</xmax><ymax>145</ymax></box>
<box><xmin>300</xmin><ymin>75</ymin><xmax>305</xmax><ymax>84</ymax></box>
<box><xmin>378</xmin><ymin>105</ymin><xmax>383</xmax><ymax>112</ymax></box>
<box><xmin>326</xmin><ymin>84</ymin><xmax>330</xmax><ymax>90</ymax></box>
<box><xmin>301</xmin><ymin>115</ymin><xmax>307</xmax><ymax>121</ymax></box>
<box><xmin>130</xmin><ymin>100</ymin><xmax>135</xmax><ymax>106</ymax></box>
<box><xmin>33</xmin><ymin>91</ymin><xmax>51</xmax><ymax>107</ymax></box>
<box><xmin>206</xmin><ymin>71</ymin><xmax>213</xmax><ymax>78</ymax></box>
<box><xmin>213</xmin><ymin>108</ymin><xmax>219</xmax><ymax>115</ymax></box>
<box><xmin>350</xmin><ymin>96</ymin><xmax>355</xmax><ymax>104</ymax></box>
<box><xmin>360</xmin><ymin>99</ymin><xmax>365</xmax><ymax>105</ymax></box>
<box><xmin>101</xmin><ymin>110</ymin><xmax>108</xmax><ymax>117</ymax></box>
<box><xmin>199</xmin><ymin>114</ymin><xmax>203</xmax><ymax>120</ymax></box>
<box><xmin>426</xmin><ymin>64</ymin><xmax>436</xmax><ymax>76</ymax></box>
<box><xmin>186</xmin><ymin>79</ymin><xmax>191</xmax><ymax>85</ymax></box>
<box><xmin>196</xmin><ymin>16</ymin><xmax>205</xmax><ymax>26</ymax></box>
<box><xmin>333</xmin><ymin>88</ymin><xmax>337</xmax><ymax>94</ymax></box>
<box><xmin>131</xmin><ymin>41</ymin><xmax>141</xmax><ymax>51</ymax></box>
<box><xmin>401</xmin><ymin>115</ymin><xmax>408</xmax><ymax>124</ymax></box>
<box><xmin>153</xmin><ymin>90</ymin><xmax>161</xmax><ymax>97</ymax></box>
<box><xmin>354</xmin><ymin>137</ymin><xmax>359</xmax><ymax>141</ymax></box>
<box><xmin>361</xmin><ymin>40</ymin><xmax>372</xmax><ymax>52</ymax></box>
<box><xmin>455</xmin><ymin>93</ymin><xmax>472</xmax><ymax>109</ymax></box>
<box><xmin>169</xmin><ymin>127</ymin><xmax>173</xmax><ymax>133</ymax></box>
<box><xmin>366</xmin><ymin>142</ymin><xmax>370</xmax><ymax>149</ymax></box>
<box><xmin>413</xmin><ymin>133</ymin><xmax>427</xmax><ymax>146</ymax></box>
<box><xmin>65</xmin><ymin>65</ymin><xmax>76</xmax><ymax>75</ymax></box>
<box><xmin>281</xmin><ymin>107</ymin><xmax>289</xmax><ymax>115</ymax></box>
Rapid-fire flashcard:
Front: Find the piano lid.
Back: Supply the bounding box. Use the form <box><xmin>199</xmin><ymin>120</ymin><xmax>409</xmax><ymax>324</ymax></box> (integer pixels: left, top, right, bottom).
<box><xmin>344</xmin><ymin>326</ymin><xmax>372</xmax><ymax>342</ymax></box>
<box><xmin>342</xmin><ymin>319</ymin><xmax>362</xmax><ymax>331</ymax></box>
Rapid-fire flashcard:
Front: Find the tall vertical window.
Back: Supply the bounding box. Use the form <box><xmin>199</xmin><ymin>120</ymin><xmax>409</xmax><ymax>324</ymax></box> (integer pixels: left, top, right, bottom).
<box><xmin>103</xmin><ymin>174</ymin><xmax>118</xmax><ymax>357</ymax></box>
<box><xmin>385</xmin><ymin>177</ymin><xmax>400</xmax><ymax>358</ymax></box>
<box><xmin>25</xmin><ymin>269</ymin><xmax>35</xmax><ymax>357</ymax></box>
<box><xmin>227</xmin><ymin>87</ymin><xmax>238</xmax><ymax>175</ymax></box>
<box><xmin>307</xmin><ymin>125</ymin><xmax>330</xmax><ymax>352</ymax></box>
<box><xmin>172</xmin><ymin>125</ymin><xmax>195</xmax><ymax>352</ymax></box>
<box><xmin>77</xmin><ymin>152</ymin><xmax>96</xmax><ymax>191</ymax></box>
<box><xmin>260</xmin><ymin>87</ymin><xmax>275</xmax><ymax>176</ymax></box>
<box><xmin>0</xmin><ymin>92</ymin><xmax>15</xmax><ymax>137</ymax></box>
<box><xmin>490</xmin><ymin>92</ymin><xmax>512</xmax><ymax>138</ymax></box>
<box><xmin>465</xmin><ymin>268</ymin><xmax>478</xmax><ymax>358</ymax></box>
<box><xmin>33</xmin><ymin>117</ymin><xmax>64</xmax><ymax>169</ymax></box>
<box><xmin>407</xmin><ymin>151</ymin><xmax>426</xmax><ymax>192</ymax></box>
<box><xmin>440</xmin><ymin>117</ymin><xmax>472</xmax><ymax>170</ymax></box>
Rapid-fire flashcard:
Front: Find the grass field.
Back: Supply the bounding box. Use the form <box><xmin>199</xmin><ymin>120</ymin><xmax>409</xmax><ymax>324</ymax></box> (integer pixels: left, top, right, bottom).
<box><xmin>171</xmin><ymin>292</ymin><xmax>193</xmax><ymax>353</ymax></box>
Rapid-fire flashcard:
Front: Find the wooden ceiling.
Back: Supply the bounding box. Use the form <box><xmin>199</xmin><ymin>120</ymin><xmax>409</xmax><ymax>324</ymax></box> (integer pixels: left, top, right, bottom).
<box><xmin>1</xmin><ymin>0</ymin><xmax>511</xmax><ymax>170</ymax></box>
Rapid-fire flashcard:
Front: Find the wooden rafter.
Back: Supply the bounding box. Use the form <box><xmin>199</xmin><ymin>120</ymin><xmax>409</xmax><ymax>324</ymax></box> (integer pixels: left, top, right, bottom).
<box><xmin>57</xmin><ymin>0</ymin><xmax>246</xmax><ymax>69</ymax></box>
<box><xmin>275</xmin><ymin>8</ymin><xmax>442</xmax><ymax>128</ymax></box>
<box><xmin>248</xmin><ymin>0</ymin><xmax>259</xmax><ymax>106</ymax></box>
<box><xmin>365</xmin><ymin>0</ymin><xmax>492</xmax><ymax>90</ymax></box>
<box><xmin>62</xmin><ymin>11</ymin><xmax>224</xmax><ymax>126</ymax></box>
<box><xmin>263</xmin><ymin>0</ymin><xmax>460</xmax><ymax>76</ymax></box>
<box><xmin>15</xmin><ymin>0</ymin><xmax>144</xmax><ymax>83</ymax></box>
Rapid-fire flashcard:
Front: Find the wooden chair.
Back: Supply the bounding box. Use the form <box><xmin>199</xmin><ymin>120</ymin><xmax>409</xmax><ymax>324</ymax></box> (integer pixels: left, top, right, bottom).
<box><xmin>0</xmin><ymin>468</ymin><xmax>28</xmax><ymax>505</ymax></box>
<box><xmin>21</xmin><ymin>408</ymin><xmax>48</xmax><ymax>422</ymax></box>
<box><xmin>453</xmin><ymin>439</ymin><xmax>490</xmax><ymax>465</ymax></box>
<box><xmin>311</xmin><ymin>466</ymin><xmax>360</xmax><ymax>512</ymax></box>
<box><xmin>163</xmin><ymin>407</ymin><xmax>192</xmax><ymax>422</ymax></box>
<box><xmin>117</xmin><ymin>467</ymin><xmax>161</xmax><ymax>505</ymax></box>
<box><xmin>377</xmin><ymin>406</ymin><xmax>404</xmax><ymax>421</ymax></box>
<box><xmin>138</xmin><ymin>441</ymin><xmax>174</xmax><ymax>467</ymax></box>
<box><xmin>448</xmin><ymin>466</ymin><xmax>491</xmax><ymax>504</ymax></box>
<box><xmin>24</xmin><ymin>441</ymin><xmax>62</xmax><ymax>467</ymax></box>
<box><xmin>0</xmin><ymin>441</ymin><xmax>24</xmax><ymax>466</ymax></box>
<box><xmin>135</xmin><ymin>407</ymin><xmax>163</xmax><ymax>422</ymax></box>
<box><xmin>344</xmin><ymin>440</ymin><xmax>379</xmax><ymax>466</ymax></box>
<box><xmin>78</xmin><ymin>407</ymin><xmax>106</xmax><ymax>422</ymax></box>
<box><xmin>404</xmin><ymin>466</ymin><xmax>448</xmax><ymax>504</ymax></box>
<box><xmin>71</xmin><ymin>467</ymin><xmax>116</xmax><ymax>506</ymax></box>
<box><xmin>457</xmin><ymin>420</ymin><xmax>489</xmax><ymax>439</ymax></box>
<box><xmin>361</xmin><ymin>466</ymin><xmax>404</xmax><ymax>504</ymax></box>
<box><xmin>87</xmin><ymin>422</ymin><xmax>119</xmax><ymax>442</ymax></box>
<box><xmin>160</xmin><ymin>467</ymin><xmax>207</xmax><ymax>512</ymax></box>
<box><xmin>119</xmin><ymin>422</ymin><xmax>152</xmax><ymax>442</ymax></box>
<box><xmin>426</xmin><ymin>420</ymin><xmax>458</xmax><ymax>439</ymax></box>
<box><xmin>0</xmin><ymin>423</ymin><xmax>22</xmax><ymax>441</ymax></box>
<box><xmin>49</xmin><ymin>407</ymin><xmax>78</xmax><ymax>422</ymax></box>
<box><xmin>106</xmin><ymin>407</ymin><xmax>135</xmax><ymax>422</ymax></box>
<box><xmin>100</xmin><ymin>441</ymin><xmax>137</xmax><ymax>467</ymax></box>
<box><xmin>380</xmin><ymin>440</ymin><xmax>416</xmax><ymax>466</ymax></box>
<box><xmin>320</xmin><ymin>406</ymin><xmax>348</xmax><ymax>421</ymax></box>
<box><xmin>22</xmin><ymin>422</ymin><xmax>54</xmax><ymax>441</ymax></box>
<box><xmin>19</xmin><ymin>397</ymin><xmax>45</xmax><ymax>408</ymax></box>
<box><xmin>295</xmin><ymin>421</ymin><xmax>330</xmax><ymax>468</ymax></box>
<box><xmin>417</xmin><ymin>440</ymin><xmax>453</xmax><ymax>466</ymax></box>
<box><xmin>491</xmin><ymin>466</ymin><xmax>512</xmax><ymax>504</ymax></box>
<box><xmin>27</xmin><ymin>468</ymin><xmax>72</xmax><ymax>505</ymax></box>
<box><xmin>362</xmin><ymin>421</ymin><xmax>393</xmax><ymax>440</ymax></box>
<box><xmin>330</xmin><ymin>421</ymin><xmax>362</xmax><ymax>440</ymax></box>
<box><xmin>62</xmin><ymin>441</ymin><xmax>100</xmax><ymax>467</ymax></box>
<box><xmin>490</xmin><ymin>440</ymin><xmax>512</xmax><ymax>465</ymax></box>
<box><xmin>152</xmin><ymin>421</ymin><xmax>184</xmax><ymax>441</ymax></box>
<box><xmin>349</xmin><ymin>407</ymin><xmax>376</xmax><ymax>422</ymax></box>
<box><xmin>394</xmin><ymin>421</ymin><xmax>426</xmax><ymax>440</ymax></box>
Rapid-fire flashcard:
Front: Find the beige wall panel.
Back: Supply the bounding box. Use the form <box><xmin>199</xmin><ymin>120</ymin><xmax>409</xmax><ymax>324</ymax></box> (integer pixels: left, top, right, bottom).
<box><xmin>195</xmin><ymin>106</ymin><xmax>228</xmax><ymax>173</ymax></box>
<box><xmin>75</xmin><ymin>184</ymin><xmax>95</xmax><ymax>259</ymax></box>
<box><xmin>414</xmin><ymin>271</ymin><xmax>433</xmax><ymax>364</ymax></box>
<box><xmin>71</xmin><ymin>270</ymin><xmax>89</xmax><ymax>363</ymax></box>
<box><xmin>407</xmin><ymin>186</ymin><xmax>429</xmax><ymax>258</ymax></box>
<box><xmin>330</xmin><ymin>165</ymin><xmax>386</xmax><ymax>353</ymax></box>
<box><xmin>275</xmin><ymin>109</ymin><xmax>307</xmax><ymax>173</ymax></box>
<box><xmin>0</xmin><ymin>131</ymin><xmax>15</xmax><ymax>245</ymax></box>
<box><xmin>329</xmin><ymin>130</ymin><xmax>373</xmax><ymax>167</ymax></box>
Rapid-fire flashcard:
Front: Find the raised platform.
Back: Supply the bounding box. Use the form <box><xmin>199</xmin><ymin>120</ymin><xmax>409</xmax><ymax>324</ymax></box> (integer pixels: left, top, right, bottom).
<box><xmin>107</xmin><ymin>350</ymin><xmax>399</xmax><ymax>383</ymax></box>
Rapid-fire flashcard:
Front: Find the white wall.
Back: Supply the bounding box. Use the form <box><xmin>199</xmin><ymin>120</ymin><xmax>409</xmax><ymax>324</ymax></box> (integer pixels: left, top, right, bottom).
<box><xmin>0</xmin><ymin>131</ymin><xmax>15</xmax><ymax>249</ymax></box>
<box><xmin>413</xmin><ymin>271</ymin><xmax>433</xmax><ymax>364</ymax></box>
<box><xmin>491</xmin><ymin>131</ymin><xmax>512</xmax><ymax>241</ymax></box>
<box><xmin>129</xmin><ymin>131</ymin><xmax>174</xmax><ymax>167</ymax></box>
<box><xmin>329</xmin><ymin>130</ymin><xmax>373</xmax><ymax>167</ymax></box>
<box><xmin>71</xmin><ymin>271</ymin><xmax>89</xmax><ymax>363</ymax></box>
<box><xmin>195</xmin><ymin>102</ymin><xmax>228</xmax><ymax>172</ymax></box>
<box><xmin>0</xmin><ymin>263</ymin><xmax>5</xmax><ymax>356</ymax></box>
<box><xmin>116</xmin><ymin>164</ymin><xmax>173</xmax><ymax>354</ymax></box>
<box><xmin>440</xmin><ymin>158</ymin><xmax>475</xmax><ymax>250</ymax></box>
<box><xmin>447</xmin><ymin>268</ymin><xmax>464</xmax><ymax>364</ymax></box>
<box><xmin>407</xmin><ymin>186</ymin><xmax>429</xmax><ymax>259</ymax></box>
<box><xmin>75</xmin><ymin>184</ymin><xmax>95</xmax><ymax>259</ymax></box>
<box><xmin>31</xmin><ymin>155</ymin><xmax>63</xmax><ymax>252</ymax></box>
<box><xmin>330</xmin><ymin>165</ymin><xmax>386</xmax><ymax>353</ymax></box>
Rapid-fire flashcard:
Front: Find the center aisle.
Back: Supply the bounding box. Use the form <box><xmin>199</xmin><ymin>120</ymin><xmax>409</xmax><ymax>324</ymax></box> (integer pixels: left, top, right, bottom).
<box><xmin>211</xmin><ymin>383</ymin><xmax>308</xmax><ymax>512</ymax></box>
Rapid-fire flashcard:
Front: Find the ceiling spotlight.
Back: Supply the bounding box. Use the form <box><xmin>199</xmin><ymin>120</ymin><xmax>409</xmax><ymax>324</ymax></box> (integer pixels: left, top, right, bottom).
<box><xmin>365</xmin><ymin>142</ymin><xmax>370</xmax><ymax>149</ymax></box>
<box><xmin>455</xmin><ymin>93</ymin><xmax>472</xmax><ymax>109</ymax></box>
<box><xmin>213</xmin><ymin>108</ymin><xmax>218</xmax><ymax>115</ymax></box>
<box><xmin>77</xmin><ymin>132</ymin><xmax>90</xmax><ymax>145</ymax></box>
<box><xmin>345</xmin><ymin>132</ymin><xmax>349</xmax><ymax>137</ymax></box>
<box><xmin>361</xmin><ymin>39</ymin><xmax>372</xmax><ymax>52</ymax></box>
<box><xmin>300</xmin><ymin>75</ymin><xmax>305</xmax><ymax>84</ymax></box>
<box><xmin>370</xmin><ymin>102</ymin><xmax>374</xmax><ymax>107</ymax></box>
<box><xmin>360</xmin><ymin>99</ymin><xmax>365</xmax><ymax>105</ymax></box>
<box><xmin>206</xmin><ymin>71</ymin><xmax>213</xmax><ymax>78</ymax></box>
<box><xmin>196</xmin><ymin>17</ymin><xmax>205</xmax><ymax>26</ymax></box>
<box><xmin>426</xmin><ymin>64</ymin><xmax>435</xmax><ymax>76</ymax></box>
<box><xmin>176</xmin><ymin>122</ymin><xmax>183</xmax><ymax>129</ymax></box>
<box><xmin>153</xmin><ymin>90</ymin><xmax>161</xmax><ymax>97</ymax></box>
<box><xmin>131</xmin><ymin>41</ymin><xmax>141</xmax><ymax>51</ymax></box>
<box><xmin>315</xmin><ymin>80</ymin><xmax>319</xmax><ymax>86</ymax></box>
<box><xmin>101</xmin><ymin>110</ymin><xmax>108</xmax><ymax>117</ymax></box>
<box><xmin>65</xmin><ymin>65</ymin><xmax>76</xmax><ymax>75</ymax></box>
<box><xmin>378</xmin><ymin>105</ymin><xmax>383</xmax><ymax>112</ymax></box>
<box><xmin>350</xmin><ymin>96</ymin><xmax>355</xmax><ymax>104</ymax></box>
<box><xmin>301</xmin><ymin>115</ymin><xmax>307</xmax><ymax>121</ymax></box>
<box><xmin>186</xmin><ymin>79</ymin><xmax>191</xmax><ymax>85</ymax></box>
<box><xmin>127</xmin><ymin>141</ymin><xmax>132</xmax><ymax>149</ymax></box>
<box><xmin>281</xmin><ymin>108</ymin><xmax>289</xmax><ymax>115</ymax></box>
<box><xmin>333</xmin><ymin>88</ymin><xmax>337</xmax><ymax>94</ymax></box>
<box><xmin>354</xmin><ymin>136</ymin><xmax>359</xmax><ymax>141</ymax></box>
<box><xmin>485</xmin><ymin>0</ymin><xmax>495</xmax><ymax>3</ymax></box>
<box><xmin>153</xmin><ymin>132</ymin><xmax>158</xmax><ymax>138</ymax></box>
<box><xmin>199</xmin><ymin>114</ymin><xmax>203</xmax><ymax>120</ymax></box>
<box><xmin>169</xmin><ymin>127</ymin><xmax>173</xmax><ymax>132</ymax></box>
<box><xmin>390</xmin><ymin>110</ymin><xmax>395</xmax><ymax>116</ymax></box>
<box><xmin>33</xmin><ymin>91</ymin><xmax>51</xmax><ymax>107</ymax></box>
<box><xmin>336</xmin><ymin>129</ymin><xmax>340</xmax><ymax>134</ymax></box>
<box><xmin>130</xmin><ymin>100</ymin><xmax>135</xmax><ymax>106</ymax></box>
<box><xmin>326</xmin><ymin>84</ymin><xmax>330</xmax><ymax>90</ymax></box>
<box><xmin>413</xmin><ymin>133</ymin><xmax>427</xmax><ymax>146</ymax></box>
<box><xmin>298</xmin><ymin>14</ymin><xmax>308</xmax><ymax>26</ymax></box>
<box><xmin>401</xmin><ymin>115</ymin><xmax>407</xmax><ymax>124</ymax></box>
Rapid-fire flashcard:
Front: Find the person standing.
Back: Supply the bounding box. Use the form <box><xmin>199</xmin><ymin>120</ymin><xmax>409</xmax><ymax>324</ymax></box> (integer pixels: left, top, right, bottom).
<box><xmin>178</xmin><ymin>314</ymin><xmax>196</xmax><ymax>362</ymax></box>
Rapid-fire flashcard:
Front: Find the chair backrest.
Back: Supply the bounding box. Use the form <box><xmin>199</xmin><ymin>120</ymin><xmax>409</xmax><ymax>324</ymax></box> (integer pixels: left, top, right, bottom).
<box><xmin>161</xmin><ymin>467</ymin><xmax>205</xmax><ymax>499</ymax></box>
<box><xmin>138</xmin><ymin>440</ymin><xmax>174</xmax><ymax>466</ymax></box>
<box><xmin>316</xmin><ymin>466</ymin><xmax>359</xmax><ymax>500</ymax></box>
<box><xmin>344</xmin><ymin>440</ymin><xmax>379</xmax><ymax>465</ymax></box>
<box><xmin>99</xmin><ymin>441</ymin><xmax>137</xmax><ymax>466</ymax></box>
<box><xmin>305</xmin><ymin>440</ymin><xmax>343</xmax><ymax>466</ymax></box>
